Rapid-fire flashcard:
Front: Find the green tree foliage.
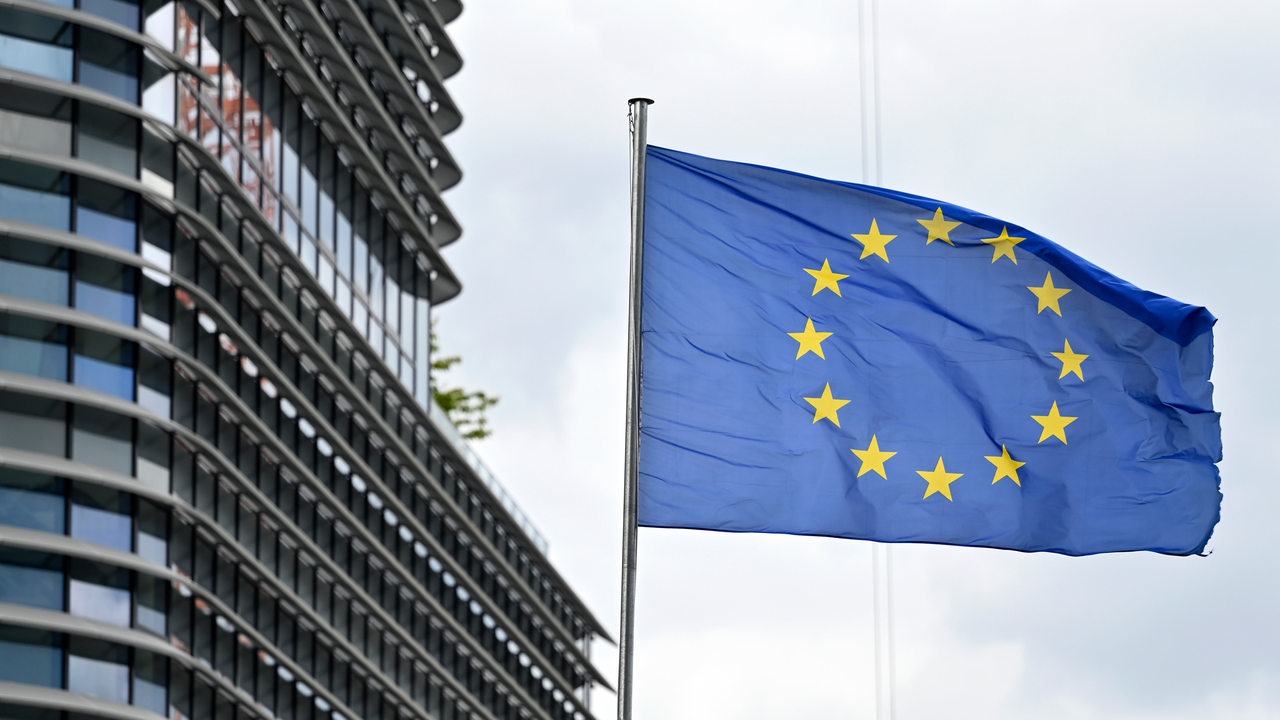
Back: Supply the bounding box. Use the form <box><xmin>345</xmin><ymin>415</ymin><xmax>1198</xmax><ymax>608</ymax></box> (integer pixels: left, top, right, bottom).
<box><xmin>430</xmin><ymin>322</ymin><xmax>498</xmax><ymax>440</ymax></box>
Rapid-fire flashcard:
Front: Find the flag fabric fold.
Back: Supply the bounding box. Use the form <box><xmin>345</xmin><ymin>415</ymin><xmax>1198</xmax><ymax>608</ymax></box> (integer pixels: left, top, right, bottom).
<box><xmin>637</xmin><ymin>145</ymin><xmax>1221</xmax><ymax>556</ymax></box>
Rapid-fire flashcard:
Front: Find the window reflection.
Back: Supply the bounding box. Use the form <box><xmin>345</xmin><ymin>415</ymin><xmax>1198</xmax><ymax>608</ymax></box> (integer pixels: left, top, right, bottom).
<box><xmin>68</xmin><ymin>637</ymin><xmax>130</xmax><ymax>703</ymax></box>
<box><xmin>76</xmin><ymin>178</ymin><xmax>138</xmax><ymax>252</ymax></box>
<box><xmin>0</xmin><ymin>552</ymin><xmax>64</xmax><ymax>611</ymax></box>
<box><xmin>71</xmin><ymin>483</ymin><xmax>133</xmax><ymax>549</ymax></box>
<box><xmin>136</xmin><ymin>574</ymin><xmax>167</xmax><ymax>635</ymax></box>
<box><xmin>74</xmin><ymin>331</ymin><xmax>137</xmax><ymax>401</ymax></box>
<box><xmin>78</xmin><ymin>104</ymin><xmax>139</xmax><ymax>178</ymax></box>
<box><xmin>0</xmin><ymin>626</ymin><xmax>63</xmax><ymax>688</ymax></box>
<box><xmin>78</xmin><ymin>29</ymin><xmax>140</xmax><ymax>103</ymax></box>
<box><xmin>0</xmin><ymin>316</ymin><xmax>68</xmax><ymax>381</ymax></box>
<box><xmin>81</xmin><ymin>0</ymin><xmax>141</xmax><ymax>30</ymax></box>
<box><xmin>0</xmin><ymin>159</ymin><xmax>70</xmax><ymax>231</ymax></box>
<box><xmin>69</xmin><ymin>559</ymin><xmax>132</xmax><ymax>626</ymax></box>
<box><xmin>0</xmin><ymin>88</ymin><xmax>72</xmax><ymax>156</ymax></box>
<box><xmin>0</xmin><ymin>469</ymin><xmax>65</xmax><ymax>534</ymax></box>
<box><xmin>0</xmin><ymin>393</ymin><xmax>67</xmax><ymax>457</ymax></box>
<box><xmin>75</xmin><ymin>255</ymin><xmax>138</xmax><ymax>327</ymax></box>
<box><xmin>133</xmin><ymin>651</ymin><xmax>168</xmax><ymax>714</ymax></box>
<box><xmin>0</xmin><ymin>238</ymin><xmax>69</xmax><ymax>307</ymax></box>
<box><xmin>136</xmin><ymin>497</ymin><xmax>168</xmax><ymax>564</ymax></box>
<box><xmin>0</xmin><ymin>11</ymin><xmax>73</xmax><ymax>82</ymax></box>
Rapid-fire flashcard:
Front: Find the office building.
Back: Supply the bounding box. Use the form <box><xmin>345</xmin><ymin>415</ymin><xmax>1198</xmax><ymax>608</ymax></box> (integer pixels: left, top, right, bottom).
<box><xmin>0</xmin><ymin>0</ymin><xmax>609</xmax><ymax>717</ymax></box>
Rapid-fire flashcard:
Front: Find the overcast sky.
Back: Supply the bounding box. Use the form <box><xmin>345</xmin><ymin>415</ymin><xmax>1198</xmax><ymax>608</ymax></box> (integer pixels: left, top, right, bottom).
<box><xmin>433</xmin><ymin>2</ymin><xmax>1279</xmax><ymax>718</ymax></box>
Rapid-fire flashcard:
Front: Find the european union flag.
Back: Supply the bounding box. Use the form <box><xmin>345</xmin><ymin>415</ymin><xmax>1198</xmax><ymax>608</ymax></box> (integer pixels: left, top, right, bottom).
<box><xmin>637</xmin><ymin>146</ymin><xmax>1222</xmax><ymax>556</ymax></box>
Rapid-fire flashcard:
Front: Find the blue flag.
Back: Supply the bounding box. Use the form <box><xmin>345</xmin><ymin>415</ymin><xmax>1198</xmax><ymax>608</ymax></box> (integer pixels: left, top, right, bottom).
<box><xmin>637</xmin><ymin>146</ymin><xmax>1221</xmax><ymax>556</ymax></box>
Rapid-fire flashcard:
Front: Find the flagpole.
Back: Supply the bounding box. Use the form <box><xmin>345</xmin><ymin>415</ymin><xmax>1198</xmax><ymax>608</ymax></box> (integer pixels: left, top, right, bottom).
<box><xmin>619</xmin><ymin>96</ymin><xmax>653</xmax><ymax>720</ymax></box>
<box><xmin>858</xmin><ymin>1</ymin><xmax>895</xmax><ymax>719</ymax></box>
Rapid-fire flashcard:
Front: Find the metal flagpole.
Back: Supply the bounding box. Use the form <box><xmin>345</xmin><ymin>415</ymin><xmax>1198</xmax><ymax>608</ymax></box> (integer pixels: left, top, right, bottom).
<box><xmin>858</xmin><ymin>1</ymin><xmax>895</xmax><ymax>719</ymax></box>
<box><xmin>618</xmin><ymin>96</ymin><xmax>653</xmax><ymax>720</ymax></box>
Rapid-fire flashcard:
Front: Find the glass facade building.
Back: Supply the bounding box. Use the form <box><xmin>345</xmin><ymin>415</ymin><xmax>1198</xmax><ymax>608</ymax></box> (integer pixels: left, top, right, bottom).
<box><xmin>0</xmin><ymin>0</ymin><xmax>610</xmax><ymax>718</ymax></box>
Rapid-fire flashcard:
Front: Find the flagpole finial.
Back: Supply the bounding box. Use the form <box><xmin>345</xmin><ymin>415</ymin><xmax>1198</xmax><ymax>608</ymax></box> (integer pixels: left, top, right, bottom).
<box><xmin>628</xmin><ymin>97</ymin><xmax>655</xmax><ymax>105</ymax></box>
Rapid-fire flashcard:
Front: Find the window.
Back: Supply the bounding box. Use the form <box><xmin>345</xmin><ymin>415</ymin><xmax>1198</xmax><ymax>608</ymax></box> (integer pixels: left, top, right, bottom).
<box><xmin>0</xmin><ymin>393</ymin><xmax>67</xmax><ymax>457</ymax></box>
<box><xmin>0</xmin><ymin>87</ymin><xmax>71</xmax><ymax>156</ymax></box>
<box><xmin>0</xmin><ymin>469</ymin><xmax>65</xmax><ymax>534</ymax></box>
<box><xmin>137</xmin><ymin>421</ymin><xmax>172</xmax><ymax>491</ymax></box>
<box><xmin>0</xmin><ymin>11</ymin><xmax>73</xmax><ymax>82</ymax></box>
<box><xmin>72</xmin><ymin>405</ymin><xmax>133</xmax><ymax>475</ymax></box>
<box><xmin>79</xmin><ymin>28</ymin><xmax>140</xmax><ymax>102</ymax></box>
<box><xmin>0</xmin><ymin>159</ymin><xmax>70</xmax><ymax>230</ymax></box>
<box><xmin>133</xmin><ymin>651</ymin><xmax>168</xmax><ymax>714</ymax></box>
<box><xmin>76</xmin><ymin>178</ymin><xmax>138</xmax><ymax>252</ymax></box>
<box><xmin>71</xmin><ymin>483</ymin><xmax>132</xmax><ymax>550</ymax></box>
<box><xmin>74</xmin><ymin>330</ymin><xmax>136</xmax><ymax>400</ymax></box>
<box><xmin>75</xmin><ymin>254</ymin><xmax>138</xmax><ymax>327</ymax></box>
<box><xmin>81</xmin><ymin>0</ymin><xmax>141</xmax><ymax>30</ymax></box>
<box><xmin>0</xmin><ymin>238</ymin><xmax>69</xmax><ymax>306</ymax></box>
<box><xmin>68</xmin><ymin>559</ymin><xmax>131</xmax><ymax>626</ymax></box>
<box><xmin>137</xmin><ymin>497</ymin><xmax>169</xmax><ymax>564</ymax></box>
<box><xmin>78</xmin><ymin>104</ymin><xmax>138</xmax><ymax>178</ymax></box>
<box><xmin>137</xmin><ymin>573</ymin><xmax>167</xmax><ymax>636</ymax></box>
<box><xmin>68</xmin><ymin>636</ymin><xmax>129</xmax><ymax>703</ymax></box>
<box><xmin>0</xmin><ymin>551</ymin><xmax>64</xmax><ymax>611</ymax></box>
<box><xmin>0</xmin><ymin>625</ymin><xmax>63</xmax><ymax>688</ymax></box>
<box><xmin>0</xmin><ymin>316</ymin><xmax>68</xmax><ymax>381</ymax></box>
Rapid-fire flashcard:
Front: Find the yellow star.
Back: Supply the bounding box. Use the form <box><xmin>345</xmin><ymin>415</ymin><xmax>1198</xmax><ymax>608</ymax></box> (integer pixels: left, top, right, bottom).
<box><xmin>1032</xmin><ymin>401</ymin><xmax>1078</xmax><ymax>444</ymax></box>
<box><xmin>804</xmin><ymin>259</ymin><xmax>849</xmax><ymax>296</ymax></box>
<box><xmin>917</xmin><ymin>207</ymin><xmax>962</xmax><ymax>246</ymax></box>
<box><xmin>851</xmin><ymin>219</ymin><xmax>897</xmax><ymax>262</ymax></box>
<box><xmin>917</xmin><ymin>457</ymin><xmax>963</xmax><ymax>501</ymax></box>
<box><xmin>981</xmin><ymin>227</ymin><xmax>1025</xmax><ymax>264</ymax></box>
<box><xmin>804</xmin><ymin>383</ymin><xmax>851</xmax><ymax>427</ymax></box>
<box><xmin>851</xmin><ymin>435</ymin><xmax>897</xmax><ymax>479</ymax></box>
<box><xmin>1051</xmin><ymin>339</ymin><xmax>1089</xmax><ymax>380</ymax></box>
<box><xmin>985</xmin><ymin>445</ymin><xmax>1026</xmax><ymax>486</ymax></box>
<box><xmin>1028</xmin><ymin>272</ymin><xmax>1072</xmax><ymax>316</ymax></box>
<box><xmin>788</xmin><ymin>318</ymin><xmax>834</xmax><ymax>360</ymax></box>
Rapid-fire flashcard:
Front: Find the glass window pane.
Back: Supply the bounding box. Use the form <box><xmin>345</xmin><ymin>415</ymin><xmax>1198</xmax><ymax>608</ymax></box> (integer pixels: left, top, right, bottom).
<box><xmin>0</xmin><ymin>159</ymin><xmax>70</xmax><ymax>230</ymax></box>
<box><xmin>0</xmin><ymin>238</ymin><xmax>69</xmax><ymax>306</ymax></box>
<box><xmin>0</xmin><ymin>469</ymin><xmax>65</xmax><ymax>533</ymax></box>
<box><xmin>0</xmin><ymin>89</ymin><xmax>71</xmax><ymax>155</ymax></box>
<box><xmin>369</xmin><ymin>251</ymin><xmax>384</xmax><ymax>321</ymax></box>
<box><xmin>318</xmin><ymin>151</ymin><xmax>334</xmax><ymax>248</ymax></box>
<box><xmin>76</xmin><ymin>179</ymin><xmax>138</xmax><ymax>251</ymax></box>
<box><xmin>74</xmin><ymin>331</ymin><xmax>136</xmax><ymax>400</ymax></box>
<box><xmin>137</xmin><ymin>497</ymin><xmax>167</xmax><ymax>563</ymax></box>
<box><xmin>136</xmin><ymin>422</ymin><xmax>170</xmax><ymax>492</ymax></box>
<box><xmin>78</xmin><ymin>29</ymin><xmax>139</xmax><ymax>103</ymax></box>
<box><xmin>0</xmin><ymin>625</ymin><xmax>63</xmax><ymax>688</ymax></box>
<box><xmin>300</xmin><ymin>122</ymin><xmax>317</xmax><ymax>236</ymax></box>
<box><xmin>76</xmin><ymin>255</ymin><xmax>138</xmax><ymax>326</ymax></box>
<box><xmin>136</xmin><ymin>573</ymin><xmax>166</xmax><ymax>635</ymax></box>
<box><xmin>81</xmin><ymin>0</ymin><xmax>141</xmax><ymax>30</ymax></box>
<box><xmin>69</xmin><ymin>559</ymin><xmax>131</xmax><ymax>626</ymax></box>
<box><xmin>0</xmin><ymin>316</ymin><xmax>68</xmax><ymax>381</ymax></box>
<box><xmin>137</xmin><ymin>347</ymin><xmax>171</xmax><ymax>417</ymax></box>
<box><xmin>0</xmin><ymin>393</ymin><xmax>66</xmax><ymax>457</ymax></box>
<box><xmin>142</xmin><ymin>70</ymin><xmax>177</xmax><ymax>134</ymax></box>
<box><xmin>0</xmin><ymin>551</ymin><xmax>64</xmax><ymax>611</ymax></box>
<box><xmin>71</xmin><ymin>483</ymin><xmax>132</xmax><ymax>549</ymax></box>
<box><xmin>77</xmin><ymin>104</ymin><xmax>138</xmax><ymax>178</ymax></box>
<box><xmin>0</xmin><ymin>17</ymin><xmax>73</xmax><ymax>81</ymax></box>
<box><xmin>134</xmin><ymin>651</ymin><xmax>167</xmax><ymax>714</ymax></box>
<box><xmin>68</xmin><ymin>637</ymin><xmax>129</xmax><ymax>702</ymax></box>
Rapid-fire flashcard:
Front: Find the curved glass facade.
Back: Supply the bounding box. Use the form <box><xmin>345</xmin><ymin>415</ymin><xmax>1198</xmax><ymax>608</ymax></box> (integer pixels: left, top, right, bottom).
<box><xmin>0</xmin><ymin>1</ymin><xmax>608</xmax><ymax>719</ymax></box>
